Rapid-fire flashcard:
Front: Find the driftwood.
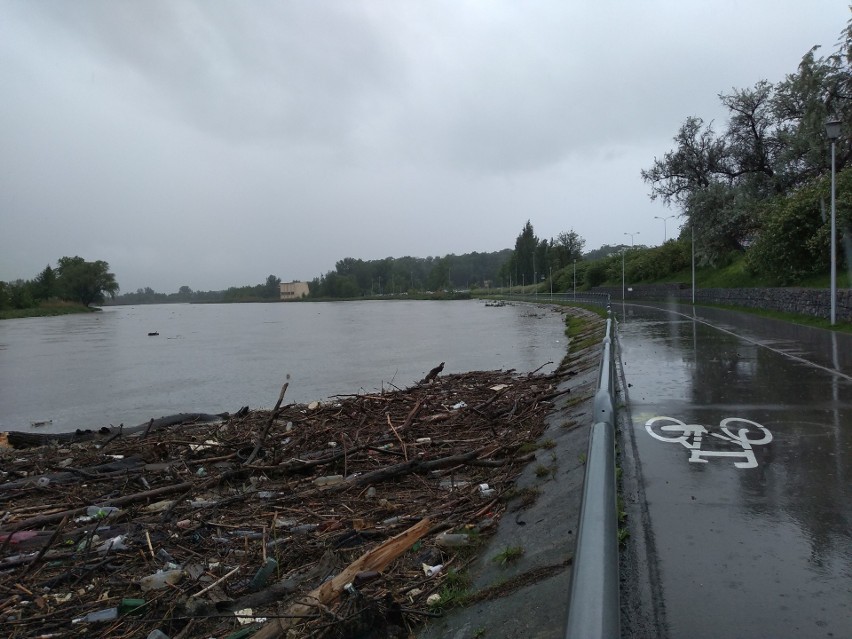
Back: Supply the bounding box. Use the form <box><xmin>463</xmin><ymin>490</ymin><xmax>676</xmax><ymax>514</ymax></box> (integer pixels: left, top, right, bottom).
<box><xmin>0</xmin><ymin>456</ymin><xmax>147</xmax><ymax>492</ymax></box>
<box><xmin>2</xmin><ymin>482</ymin><xmax>193</xmax><ymax>532</ymax></box>
<box><xmin>252</xmin><ymin>517</ymin><xmax>432</xmax><ymax>638</ymax></box>
<box><xmin>4</xmin><ymin>412</ymin><xmax>229</xmax><ymax>448</ymax></box>
<box><xmin>0</xmin><ymin>361</ymin><xmax>586</xmax><ymax>639</ymax></box>
<box><xmin>242</xmin><ymin>383</ymin><xmax>288</xmax><ymax>465</ymax></box>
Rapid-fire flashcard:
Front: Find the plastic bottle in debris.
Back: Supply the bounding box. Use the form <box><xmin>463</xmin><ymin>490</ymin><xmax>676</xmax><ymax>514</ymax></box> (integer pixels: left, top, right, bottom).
<box><xmin>249</xmin><ymin>557</ymin><xmax>278</xmax><ymax>590</ymax></box>
<box><xmin>72</xmin><ymin>607</ymin><xmax>118</xmax><ymax>623</ymax></box>
<box><xmin>313</xmin><ymin>474</ymin><xmax>343</xmax><ymax>487</ymax></box>
<box><xmin>435</xmin><ymin>532</ymin><xmax>470</xmax><ymax>547</ymax></box>
<box><xmin>119</xmin><ymin>598</ymin><xmax>146</xmax><ymax>615</ymax></box>
<box><xmin>147</xmin><ymin>630</ymin><xmax>171</xmax><ymax>639</ymax></box>
<box><xmin>156</xmin><ymin>548</ymin><xmax>175</xmax><ymax>564</ymax></box>
<box><xmin>86</xmin><ymin>506</ymin><xmax>120</xmax><ymax>519</ymax></box>
<box><xmin>289</xmin><ymin>523</ymin><xmax>318</xmax><ymax>534</ymax></box>
<box><xmin>139</xmin><ymin>569</ymin><xmax>184</xmax><ymax>591</ymax></box>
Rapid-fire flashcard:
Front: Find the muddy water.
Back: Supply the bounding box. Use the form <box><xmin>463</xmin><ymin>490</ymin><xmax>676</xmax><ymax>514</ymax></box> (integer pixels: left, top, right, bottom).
<box><xmin>0</xmin><ymin>299</ymin><xmax>567</xmax><ymax>433</ymax></box>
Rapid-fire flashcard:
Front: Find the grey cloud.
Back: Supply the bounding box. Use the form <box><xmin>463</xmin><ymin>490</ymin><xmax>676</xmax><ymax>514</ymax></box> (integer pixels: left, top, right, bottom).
<box><xmin>1</xmin><ymin>1</ymin><xmax>847</xmax><ymax>292</ymax></box>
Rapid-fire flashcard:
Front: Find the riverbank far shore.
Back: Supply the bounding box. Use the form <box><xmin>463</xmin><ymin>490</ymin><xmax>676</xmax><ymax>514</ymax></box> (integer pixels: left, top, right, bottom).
<box><xmin>0</xmin><ymin>302</ymin><xmax>95</xmax><ymax>320</ymax></box>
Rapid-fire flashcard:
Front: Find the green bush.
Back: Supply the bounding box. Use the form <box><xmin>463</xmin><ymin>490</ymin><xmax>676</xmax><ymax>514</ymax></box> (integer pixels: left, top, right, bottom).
<box><xmin>746</xmin><ymin>168</ymin><xmax>851</xmax><ymax>285</ymax></box>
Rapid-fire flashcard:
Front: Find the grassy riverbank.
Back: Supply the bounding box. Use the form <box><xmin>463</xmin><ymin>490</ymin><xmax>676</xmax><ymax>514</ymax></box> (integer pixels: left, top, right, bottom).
<box><xmin>0</xmin><ymin>301</ymin><xmax>96</xmax><ymax>320</ymax></box>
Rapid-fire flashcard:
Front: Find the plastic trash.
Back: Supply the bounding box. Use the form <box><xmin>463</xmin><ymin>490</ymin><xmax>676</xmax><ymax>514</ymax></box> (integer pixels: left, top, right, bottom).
<box><xmin>143</xmin><ymin>500</ymin><xmax>176</xmax><ymax>513</ymax></box>
<box><xmin>479</xmin><ymin>483</ymin><xmax>496</xmax><ymax>498</ymax></box>
<box><xmin>156</xmin><ymin>548</ymin><xmax>175</xmax><ymax>564</ymax></box>
<box><xmin>313</xmin><ymin>474</ymin><xmax>343</xmax><ymax>487</ymax></box>
<box><xmin>119</xmin><ymin>598</ymin><xmax>146</xmax><ymax>615</ymax></box>
<box><xmin>415</xmin><ymin>437</ymin><xmax>432</xmax><ymax>444</ymax></box>
<box><xmin>452</xmin><ymin>401</ymin><xmax>467</xmax><ymax>409</ymax></box>
<box><xmin>289</xmin><ymin>523</ymin><xmax>318</xmax><ymax>534</ymax></box>
<box><xmin>97</xmin><ymin>535</ymin><xmax>127</xmax><ymax>553</ymax></box>
<box><xmin>139</xmin><ymin>569</ymin><xmax>183</xmax><ymax>591</ymax></box>
<box><xmin>86</xmin><ymin>506</ymin><xmax>119</xmax><ymax>519</ymax></box>
<box><xmin>422</xmin><ymin>563</ymin><xmax>443</xmax><ymax>577</ymax></box>
<box><xmin>249</xmin><ymin>557</ymin><xmax>278</xmax><ymax>591</ymax></box>
<box><xmin>147</xmin><ymin>631</ymin><xmax>171</xmax><ymax>639</ymax></box>
<box><xmin>274</xmin><ymin>517</ymin><xmax>297</xmax><ymax>528</ymax></box>
<box><xmin>435</xmin><ymin>533</ymin><xmax>470</xmax><ymax>548</ymax></box>
<box><xmin>353</xmin><ymin>570</ymin><xmax>380</xmax><ymax>587</ymax></box>
<box><xmin>72</xmin><ymin>607</ymin><xmax>118</xmax><ymax>624</ymax></box>
<box><xmin>438</xmin><ymin>479</ymin><xmax>470</xmax><ymax>491</ymax></box>
<box><xmin>234</xmin><ymin>608</ymin><xmax>266</xmax><ymax>625</ymax></box>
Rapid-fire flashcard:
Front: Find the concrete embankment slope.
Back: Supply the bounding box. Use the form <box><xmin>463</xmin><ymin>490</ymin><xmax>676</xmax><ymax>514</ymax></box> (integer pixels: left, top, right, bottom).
<box><xmin>422</xmin><ymin>307</ymin><xmax>606</xmax><ymax>639</ymax></box>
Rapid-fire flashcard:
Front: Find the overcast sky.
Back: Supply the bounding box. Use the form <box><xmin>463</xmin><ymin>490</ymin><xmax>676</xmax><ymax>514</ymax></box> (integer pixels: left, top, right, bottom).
<box><xmin>2</xmin><ymin>1</ymin><xmax>849</xmax><ymax>293</ymax></box>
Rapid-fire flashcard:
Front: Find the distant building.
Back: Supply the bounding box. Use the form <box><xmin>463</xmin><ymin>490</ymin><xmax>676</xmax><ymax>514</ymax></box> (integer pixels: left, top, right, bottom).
<box><xmin>280</xmin><ymin>281</ymin><xmax>310</xmax><ymax>300</ymax></box>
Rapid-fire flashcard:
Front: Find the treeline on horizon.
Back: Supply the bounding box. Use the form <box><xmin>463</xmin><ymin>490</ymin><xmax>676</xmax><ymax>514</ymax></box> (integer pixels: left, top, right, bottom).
<box><xmin>105</xmin><ymin>251</ymin><xmax>516</xmax><ymax>304</ymax></box>
<box><xmin>0</xmin><ymin>256</ymin><xmax>118</xmax><ymax>314</ymax></box>
<box><xmin>110</xmin><ymin>275</ymin><xmax>283</xmax><ymax>305</ymax></box>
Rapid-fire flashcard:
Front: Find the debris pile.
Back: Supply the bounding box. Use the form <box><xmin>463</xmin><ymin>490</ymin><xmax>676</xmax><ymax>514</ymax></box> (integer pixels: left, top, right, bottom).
<box><xmin>0</xmin><ymin>366</ymin><xmax>572</xmax><ymax>639</ymax></box>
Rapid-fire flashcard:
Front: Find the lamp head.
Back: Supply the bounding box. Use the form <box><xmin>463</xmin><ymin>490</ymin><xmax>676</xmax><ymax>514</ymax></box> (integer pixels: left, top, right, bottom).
<box><xmin>825</xmin><ymin>119</ymin><xmax>842</xmax><ymax>140</ymax></box>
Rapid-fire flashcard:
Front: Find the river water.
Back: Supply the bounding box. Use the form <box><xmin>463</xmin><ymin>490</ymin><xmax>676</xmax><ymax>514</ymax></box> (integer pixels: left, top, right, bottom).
<box><xmin>0</xmin><ymin>300</ymin><xmax>568</xmax><ymax>433</ymax></box>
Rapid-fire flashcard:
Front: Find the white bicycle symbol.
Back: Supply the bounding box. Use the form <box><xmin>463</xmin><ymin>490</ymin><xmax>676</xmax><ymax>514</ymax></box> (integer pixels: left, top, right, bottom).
<box><xmin>645</xmin><ymin>416</ymin><xmax>772</xmax><ymax>469</ymax></box>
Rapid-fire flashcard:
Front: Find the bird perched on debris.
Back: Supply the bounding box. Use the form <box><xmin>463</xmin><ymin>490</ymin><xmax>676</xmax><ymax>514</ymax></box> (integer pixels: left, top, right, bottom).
<box><xmin>421</xmin><ymin>362</ymin><xmax>445</xmax><ymax>384</ymax></box>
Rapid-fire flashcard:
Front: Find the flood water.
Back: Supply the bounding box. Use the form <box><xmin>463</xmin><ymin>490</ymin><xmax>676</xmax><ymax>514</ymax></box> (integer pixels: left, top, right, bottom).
<box><xmin>0</xmin><ymin>300</ymin><xmax>568</xmax><ymax>433</ymax></box>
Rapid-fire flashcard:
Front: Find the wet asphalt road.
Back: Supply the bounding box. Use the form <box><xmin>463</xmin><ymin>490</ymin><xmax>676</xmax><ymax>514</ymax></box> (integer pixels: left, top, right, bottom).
<box><xmin>617</xmin><ymin>303</ymin><xmax>851</xmax><ymax>639</ymax></box>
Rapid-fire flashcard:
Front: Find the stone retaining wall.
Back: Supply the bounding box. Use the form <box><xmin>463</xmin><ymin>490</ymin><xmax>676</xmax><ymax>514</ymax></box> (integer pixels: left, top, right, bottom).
<box><xmin>591</xmin><ymin>284</ymin><xmax>852</xmax><ymax>322</ymax></box>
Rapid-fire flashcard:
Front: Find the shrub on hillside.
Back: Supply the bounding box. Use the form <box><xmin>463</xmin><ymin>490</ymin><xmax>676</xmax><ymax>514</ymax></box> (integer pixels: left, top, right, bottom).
<box><xmin>746</xmin><ymin>168</ymin><xmax>851</xmax><ymax>285</ymax></box>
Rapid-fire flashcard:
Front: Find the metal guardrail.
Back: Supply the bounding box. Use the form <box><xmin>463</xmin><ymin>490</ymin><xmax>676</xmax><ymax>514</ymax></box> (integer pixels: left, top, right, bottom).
<box><xmin>564</xmin><ymin>307</ymin><xmax>620</xmax><ymax>638</ymax></box>
<box><xmin>495</xmin><ymin>292</ymin><xmax>612</xmax><ymax>307</ymax></box>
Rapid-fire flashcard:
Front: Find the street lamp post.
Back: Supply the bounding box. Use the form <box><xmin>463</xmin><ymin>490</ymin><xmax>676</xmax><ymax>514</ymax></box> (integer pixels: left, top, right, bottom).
<box><xmin>623</xmin><ymin>232</ymin><xmax>639</xmax><ymax>300</ymax></box>
<box><xmin>573</xmin><ymin>259</ymin><xmax>576</xmax><ymax>300</ymax></box>
<box><xmin>549</xmin><ymin>267</ymin><xmax>553</xmax><ymax>301</ymax></box>
<box><xmin>826</xmin><ymin>119</ymin><xmax>841</xmax><ymax>325</ymax></box>
<box><xmin>654</xmin><ymin>215</ymin><xmax>675</xmax><ymax>243</ymax></box>
<box><xmin>691</xmin><ymin>223</ymin><xmax>696</xmax><ymax>305</ymax></box>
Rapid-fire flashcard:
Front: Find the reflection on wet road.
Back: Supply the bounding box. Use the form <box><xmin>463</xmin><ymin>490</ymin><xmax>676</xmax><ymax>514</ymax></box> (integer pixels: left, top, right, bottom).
<box><xmin>618</xmin><ymin>303</ymin><xmax>851</xmax><ymax>639</ymax></box>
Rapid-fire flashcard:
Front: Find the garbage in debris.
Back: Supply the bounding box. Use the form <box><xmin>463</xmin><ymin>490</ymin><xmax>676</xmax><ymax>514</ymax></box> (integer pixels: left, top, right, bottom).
<box><xmin>0</xmin><ymin>366</ymin><xmax>570</xmax><ymax>638</ymax></box>
<box><xmin>422</xmin><ymin>563</ymin><xmax>443</xmax><ymax>577</ymax></box>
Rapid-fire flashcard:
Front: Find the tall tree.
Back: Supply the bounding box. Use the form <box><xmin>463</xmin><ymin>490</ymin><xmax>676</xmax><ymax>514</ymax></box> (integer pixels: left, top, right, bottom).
<box><xmin>720</xmin><ymin>81</ymin><xmax>780</xmax><ymax>195</ymax></box>
<box><xmin>550</xmin><ymin>230</ymin><xmax>586</xmax><ymax>271</ymax></box>
<box><xmin>511</xmin><ymin>220</ymin><xmax>538</xmax><ymax>285</ymax></box>
<box><xmin>34</xmin><ymin>264</ymin><xmax>58</xmax><ymax>300</ymax></box>
<box><xmin>56</xmin><ymin>256</ymin><xmax>119</xmax><ymax>307</ymax></box>
<box><xmin>263</xmin><ymin>274</ymin><xmax>281</xmax><ymax>299</ymax></box>
<box><xmin>641</xmin><ymin>117</ymin><xmax>729</xmax><ymax>207</ymax></box>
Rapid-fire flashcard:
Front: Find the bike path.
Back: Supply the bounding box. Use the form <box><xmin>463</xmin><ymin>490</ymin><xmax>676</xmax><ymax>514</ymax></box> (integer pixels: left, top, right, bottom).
<box><xmin>617</xmin><ymin>304</ymin><xmax>851</xmax><ymax>639</ymax></box>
